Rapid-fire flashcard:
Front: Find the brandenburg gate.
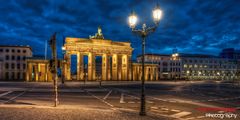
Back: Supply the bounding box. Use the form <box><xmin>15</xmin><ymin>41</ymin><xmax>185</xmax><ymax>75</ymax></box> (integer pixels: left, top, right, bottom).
<box><xmin>62</xmin><ymin>27</ymin><xmax>133</xmax><ymax>81</ymax></box>
<box><xmin>26</xmin><ymin>27</ymin><xmax>159</xmax><ymax>82</ymax></box>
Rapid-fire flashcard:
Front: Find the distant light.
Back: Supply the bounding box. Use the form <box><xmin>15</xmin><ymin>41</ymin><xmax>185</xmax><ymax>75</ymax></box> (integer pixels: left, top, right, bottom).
<box><xmin>152</xmin><ymin>4</ymin><xmax>162</xmax><ymax>23</ymax></box>
<box><xmin>62</xmin><ymin>46</ymin><xmax>66</xmax><ymax>50</ymax></box>
<box><xmin>128</xmin><ymin>11</ymin><xmax>137</xmax><ymax>29</ymax></box>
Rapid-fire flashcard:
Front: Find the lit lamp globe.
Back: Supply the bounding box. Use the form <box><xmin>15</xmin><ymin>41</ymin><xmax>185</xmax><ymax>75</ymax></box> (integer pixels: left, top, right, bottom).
<box><xmin>128</xmin><ymin>11</ymin><xmax>138</xmax><ymax>29</ymax></box>
<box><xmin>62</xmin><ymin>46</ymin><xmax>66</xmax><ymax>50</ymax></box>
<box><xmin>152</xmin><ymin>5</ymin><xmax>162</xmax><ymax>24</ymax></box>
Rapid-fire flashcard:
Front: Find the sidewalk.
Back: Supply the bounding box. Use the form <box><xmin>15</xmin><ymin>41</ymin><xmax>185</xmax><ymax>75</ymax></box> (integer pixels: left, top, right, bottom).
<box><xmin>0</xmin><ymin>105</ymin><xmax>171</xmax><ymax>120</ymax></box>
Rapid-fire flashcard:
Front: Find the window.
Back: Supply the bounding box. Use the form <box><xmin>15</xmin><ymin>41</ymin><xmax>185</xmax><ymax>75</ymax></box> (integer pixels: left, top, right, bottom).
<box><xmin>17</xmin><ymin>49</ymin><xmax>21</xmax><ymax>53</ymax></box>
<box><xmin>5</xmin><ymin>63</ymin><xmax>9</xmax><ymax>69</ymax></box>
<box><xmin>12</xmin><ymin>49</ymin><xmax>15</xmax><ymax>53</ymax></box>
<box><xmin>22</xmin><ymin>56</ymin><xmax>26</xmax><ymax>60</ymax></box>
<box><xmin>5</xmin><ymin>55</ymin><xmax>9</xmax><ymax>60</ymax></box>
<box><xmin>17</xmin><ymin>72</ymin><xmax>21</xmax><ymax>79</ymax></box>
<box><xmin>23</xmin><ymin>64</ymin><xmax>26</xmax><ymax>69</ymax></box>
<box><xmin>17</xmin><ymin>56</ymin><xmax>20</xmax><ymax>60</ymax></box>
<box><xmin>11</xmin><ymin>72</ymin><xmax>15</xmax><ymax>79</ymax></box>
<box><xmin>6</xmin><ymin>49</ymin><xmax>9</xmax><ymax>52</ymax></box>
<box><xmin>23</xmin><ymin>50</ymin><xmax>26</xmax><ymax>53</ymax></box>
<box><xmin>11</xmin><ymin>63</ymin><xmax>15</xmax><ymax>69</ymax></box>
<box><xmin>22</xmin><ymin>73</ymin><xmax>26</xmax><ymax>80</ymax></box>
<box><xmin>5</xmin><ymin>72</ymin><xmax>9</xmax><ymax>80</ymax></box>
<box><xmin>17</xmin><ymin>64</ymin><xmax>20</xmax><ymax>69</ymax></box>
<box><xmin>12</xmin><ymin>56</ymin><xmax>15</xmax><ymax>60</ymax></box>
<box><xmin>194</xmin><ymin>64</ymin><xmax>198</xmax><ymax>68</ymax></box>
<box><xmin>0</xmin><ymin>49</ymin><xmax>3</xmax><ymax>52</ymax></box>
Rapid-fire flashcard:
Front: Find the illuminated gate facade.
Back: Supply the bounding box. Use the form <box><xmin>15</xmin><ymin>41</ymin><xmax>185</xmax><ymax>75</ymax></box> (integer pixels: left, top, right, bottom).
<box><xmin>62</xmin><ymin>29</ymin><xmax>133</xmax><ymax>81</ymax></box>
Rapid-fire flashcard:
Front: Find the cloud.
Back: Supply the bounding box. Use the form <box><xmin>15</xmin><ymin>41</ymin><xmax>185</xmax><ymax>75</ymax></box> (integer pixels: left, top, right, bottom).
<box><xmin>0</xmin><ymin>0</ymin><xmax>239</xmax><ymax>59</ymax></box>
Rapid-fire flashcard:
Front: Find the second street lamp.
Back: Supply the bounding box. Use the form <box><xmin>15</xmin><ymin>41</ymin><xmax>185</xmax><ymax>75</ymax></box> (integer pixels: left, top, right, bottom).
<box><xmin>128</xmin><ymin>4</ymin><xmax>162</xmax><ymax>116</ymax></box>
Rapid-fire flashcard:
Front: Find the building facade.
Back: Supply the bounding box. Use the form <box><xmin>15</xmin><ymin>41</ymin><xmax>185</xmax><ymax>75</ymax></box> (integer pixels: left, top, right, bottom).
<box><xmin>26</xmin><ymin>58</ymin><xmax>53</xmax><ymax>82</ymax></box>
<box><xmin>137</xmin><ymin>53</ymin><xmax>239</xmax><ymax>81</ymax></box>
<box><xmin>26</xmin><ymin>27</ymin><xmax>158</xmax><ymax>82</ymax></box>
<box><xmin>137</xmin><ymin>54</ymin><xmax>182</xmax><ymax>80</ymax></box>
<box><xmin>220</xmin><ymin>48</ymin><xmax>240</xmax><ymax>60</ymax></box>
<box><xmin>0</xmin><ymin>46</ymin><xmax>32</xmax><ymax>80</ymax></box>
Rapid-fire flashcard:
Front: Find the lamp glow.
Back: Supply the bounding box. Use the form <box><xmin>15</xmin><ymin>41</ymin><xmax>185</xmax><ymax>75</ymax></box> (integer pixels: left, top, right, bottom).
<box><xmin>62</xmin><ymin>46</ymin><xmax>66</xmax><ymax>50</ymax></box>
<box><xmin>152</xmin><ymin>5</ymin><xmax>162</xmax><ymax>23</ymax></box>
<box><xmin>128</xmin><ymin>12</ymin><xmax>137</xmax><ymax>28</ymax></box>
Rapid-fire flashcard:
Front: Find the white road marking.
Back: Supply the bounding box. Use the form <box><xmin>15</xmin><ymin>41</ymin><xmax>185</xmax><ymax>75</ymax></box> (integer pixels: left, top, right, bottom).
<box><xmin>171</xmin><ymin>109</ymin><xmax>181</xmax><ymax>112</ymax></box>
<box><xmin>3</xmin><ymin>91</ymin><xmax>27</xmax><ymax>104</ymax></box>
<box><xmin>147</xmin><ymin>101</ymin><xmax>154</xmax><ymax>104</ymax></box>
<box><xmin>151</xmin><ymin>109</ymin><xmax>168</xmax><ymax>113</ymax></box>
<box><xmin>185</xmin><ymin>117</ymin><xmax>195</xmax><ymax>120</ymax></box>
<box><xmin>196</xmin><ymin>116</ymin><xmax>205</xmax><ymax>119</ymax></box>
<box><xmin>103</xmin><ymin>90</ymin><xmax>112</xmax><ymax>100</ymax></box>
<box><xmin>120</xmin><ymin>93</ymin><xmax>125</xmax><ymax>103</ymax></box>
<box><xmin>161</xmin><ymin>108</ymin><xmax>169</xmax><ymax>111</ymax></box>
<box><xmin>150</xmin><ymin>106</ymin><xmax>158</xmax><ymax>109</ymax></box>
<box><xmin>170</xmin><ymin>111</ymin><xmax>191</xmax><ymax>118</ymax></box>
<box><xmin>0</xmin><ymin>91</ymin><xmax>13</xmax><ymax>97</ymax></box>
<box><xmin>84</xmin><ymin>89</ymin><xmax>114</xmax><ymax>107</ymax></box>
<box><xmin>128</xmin><ymin>101</ymin><xmax>135</xmax><ymax>104</ymax></box>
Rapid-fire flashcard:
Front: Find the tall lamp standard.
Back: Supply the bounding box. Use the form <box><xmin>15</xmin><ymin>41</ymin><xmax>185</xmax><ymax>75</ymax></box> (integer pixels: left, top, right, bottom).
<box><xmin>62</xmin><ymin>46</ymin><xmax>66</xmax><ymax>84</ymax></box>
<box><xmin>128</xmin><ymin>4</ymin><xmax>162</xmax><ymax>116</ymax></box>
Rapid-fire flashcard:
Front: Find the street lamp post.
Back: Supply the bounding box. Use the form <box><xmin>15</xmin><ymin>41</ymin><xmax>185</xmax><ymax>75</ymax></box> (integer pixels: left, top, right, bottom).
<box><xmin>62</xmin><ymin>46</ymin><xmax>66</xmax><ymax>84</ymax></box>
<box><xmin>128</xmin><ymin>4</ymin><xmax>162</xmax><ymax>116</ymax></box>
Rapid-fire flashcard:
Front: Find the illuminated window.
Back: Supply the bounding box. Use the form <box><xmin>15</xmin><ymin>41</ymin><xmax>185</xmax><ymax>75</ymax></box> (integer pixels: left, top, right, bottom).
<box><xmin>194</xmin><ymin>64</ymin><xmax>198</xmax><ymax>68</ymax></box>
<box><xmin>184</xmin><ymin>64</ymin><xmax>188</xmax><ymax>68</ymax></box>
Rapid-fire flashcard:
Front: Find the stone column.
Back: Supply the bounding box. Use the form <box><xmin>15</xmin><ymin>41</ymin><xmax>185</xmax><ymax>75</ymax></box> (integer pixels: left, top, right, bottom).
<box><xmin>26</xmin><ymin>63</ymin><xmax>32</xmax><ymax>81</ymax></box>
<box><xmin>132</xmin><ymin>65</ymin><xmax>136</xmax><ymax>81</ymax></box>
<box><xmin>150</xmin><ymin>67</ymin><xmax>153</xmax><ymax>81</ymax></box>
<box><xmin>45</xmin><ymin>63</ymin><xmax>48</xmax><ymax>82</ymax></box>
<box><xmin>128</xmin><ymin>55</ymin><xmax>132</xmax><ymax>81</ymax></box>
<box><xmin>139</xmin><ymin>66</ymin><xmax>142</xmax><ymax>81</ymax></box>
<box><xmin>66</xmin><ymin>53</ymin><xmax>71</xmax><ymax>80</ymax></box>
<box><xmin>77</xmin><ymin>52</ymin><xmax>84</xmax><ymax>80</ymax></box>
<box><xmin>38</xmin><ymin>63</ymin><xmax>42</xmax><ymax>81</ymax></box>
<box><xmin>144</xmin><ymin>66</ymin><xmax>148</xmax><ymax>81</ymax></box>
<box><xmin>34</xmin><ymin>64</ymin><xmax>39</xmax><ymax>82</ymax></box>
<box><xmin>118</xmin><ymin>55</ymin><xmax>122</xmax><ymax>80</ymax></box>
<box><xmin>88</xmin><ymin>52</ymin><xmax>96</xmax><ymax>80</ymax></box>
<box><xmin>112</xmin><ymin>54</ymin><xmax>118</xmax><ymax>80</ymax></box>
<box><xmin>102</xmin><ymin>54</ymin><xmax>108</xmax><ymax>80</ymax></box>
<box><xmin>121</xmin><ymin>54</ymin><xmax>128</xmax><ymax>80</ymax></box>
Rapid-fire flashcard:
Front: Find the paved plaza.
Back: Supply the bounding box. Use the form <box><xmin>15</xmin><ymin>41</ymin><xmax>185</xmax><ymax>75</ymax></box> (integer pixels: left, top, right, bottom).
<box><xmin>0</xmin><ymin>81</ymin><xmax>239</xmax><ymax>120</ymax></box>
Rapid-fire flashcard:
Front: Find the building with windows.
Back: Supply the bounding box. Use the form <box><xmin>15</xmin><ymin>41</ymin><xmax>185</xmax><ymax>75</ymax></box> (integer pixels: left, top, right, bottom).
<box><xmin>26</xmin><ymin>27</ymin><xmax>159</xmax><ymax>82</ymax></box>
<box><xmin>137</xmin><ymin>54</ymin><xmax>182</xmax><ymax>80</ymax></box>
<box><xmin>0</xmin><ymin>46</ymin><xmax>32</xmax><ymax>80</ymax></box>
<box><xmin>137</xmin><ymin>53</ymin><xmax>238</xmax><ymax>81</ymax></box>
<box><xmin>220</xmin><ymin>48</ymin><xmax>240</xmax><ymax>60</ymax></box>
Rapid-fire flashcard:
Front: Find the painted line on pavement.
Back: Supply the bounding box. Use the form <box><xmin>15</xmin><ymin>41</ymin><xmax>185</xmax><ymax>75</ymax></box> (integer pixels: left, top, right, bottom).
<box><xmin>1</xmin><ymin>84</ymin><xmax>37</xmax><ymax>104</ymax></box>
<box><xmin>128</xmin><ymin>101</ymin><xmax>135</xmax><ymax>104</ymax></box>
<box><xmin>120</xmin><ymin>93</ymin><xmax>125</xmax><ymax>103</ymax></box>
<box><xmin>150</xmin><ymin>106</ymin><xmax>158</xmax><ymax>110</ymax></box>
<box><xmin>170</xmin><ymin>111</ymin><xmax>191</xmax><ymax>118</ymax></box>
<box><xmin>171</xmin><ymin>109</ymin><xmax>181</xmax><ymax>112</ymax></box>
<box><xmin>84</xmin><ymin>89</ymin><xmax>114</xmax><ymax>107</ymax></box>
<box><xmin>103</xmin><ymin>90</ymin><xmax>112</xmax><ymax>100</ymax></box>
<box><xmin>3</xmin><ymin>91</ymin><xmax>27</xmax><ymax>104</ymax></box>
<box><xmin>0</xmin><ymin>91</ymin><xmax>13</xmax><ymax>97</ymax></box>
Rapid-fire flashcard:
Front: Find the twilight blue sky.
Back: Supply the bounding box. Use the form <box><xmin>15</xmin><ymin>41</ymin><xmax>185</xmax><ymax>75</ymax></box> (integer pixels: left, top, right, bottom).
<box><xmin>0</xmin><ymin>0</ymin><xmax>239</xmax><ymax>59</ymax></box>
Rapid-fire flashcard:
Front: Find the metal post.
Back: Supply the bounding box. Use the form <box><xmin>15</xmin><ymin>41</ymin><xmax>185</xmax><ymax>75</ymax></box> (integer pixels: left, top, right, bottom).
<box><xmin>140</xmin><ymin>36</ymin><xmax>146</xmax><ymax>116</ymax></box>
